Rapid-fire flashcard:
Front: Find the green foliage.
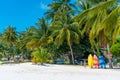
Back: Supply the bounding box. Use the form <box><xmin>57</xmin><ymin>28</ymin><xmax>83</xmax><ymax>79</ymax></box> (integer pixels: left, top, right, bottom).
<box><xmin>73</xmin><ymin>35</ymin><xmax>93</xmax><ymax>58</ymax></box>
<box><xmin>1</xmin><ymin>26</ymin><xmax>18</xmax><ymax>58</ymax></box>
<box><xmin>47</xmin><ymin>60</ymin><xmax>54</xmax><ymax>64</ymax></box>
<box><xmin>2</xmin><ymin>26</ymin><xmax>17</xmax><ymax>44</ymax></box>
<box><xmin>47</xmin><ymin>35</ymin><xmax>92</xmax><ymax>59</ymax></box>
<box><xmin>26</xmin><ymin>18</ymin><xmax>50</xmax><ymax>49</ymax></box>
<box><xmin>0</xmin><ymin>53</ymin><xmax>3</xmax><ymax>60</ymax></box>
<box><xmin>110</xmin><ymin>43</ymin><xmax>120</xmax><ymax>57</ymax></box>
<box><xmin>45</xmin><ymin>0</ymin><xmax>76</xmax><ymax>20</ymax></box>
<box><xmin>47</xmin><ymin>43</ymin><xmax>69</xmax><ymax>58</ymax></box>
<box><xmin>0</xmin><ymin>0</ymin><xmax>119</xmax><ymax>65</ymax></box>
<box><xmin>73</xmin><ymin>0</ymin><xmax>119</xmax><ymax>47</ymax></box>
<box><xmin>31</xmin><ymin>47</ymin><xmax>49</xmax><ymax>64</ymax></box>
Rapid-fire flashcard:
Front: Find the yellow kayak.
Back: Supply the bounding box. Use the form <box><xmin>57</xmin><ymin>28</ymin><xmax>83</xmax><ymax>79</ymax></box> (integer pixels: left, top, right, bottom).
<box><xmin>88</xmin><ymin>54</ymin><xmax>93</xmax><ymax>68</ymax></box>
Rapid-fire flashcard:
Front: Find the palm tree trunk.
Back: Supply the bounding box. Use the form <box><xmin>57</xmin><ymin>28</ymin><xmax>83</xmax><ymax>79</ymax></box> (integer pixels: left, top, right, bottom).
<box><xmin>69</xmin><ymin>43</ymin><xmax>75</xmax><ymax>64</ymax></box>
<box><xmin>107</xmin><ymin>43</ymin><xmax>113</xmax><ymax>69</ymax></box>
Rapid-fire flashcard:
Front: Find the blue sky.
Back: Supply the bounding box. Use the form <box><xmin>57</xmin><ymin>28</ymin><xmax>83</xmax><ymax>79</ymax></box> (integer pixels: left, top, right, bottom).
<box><xmin>0</xmin><ymin>0</ymin><xmax>119</xmax><ymax>33</ymax></box>
<box><xmin>0</xmin><ymin>0</ymin><xmax>52</xmax><ymax>32</ymax></box>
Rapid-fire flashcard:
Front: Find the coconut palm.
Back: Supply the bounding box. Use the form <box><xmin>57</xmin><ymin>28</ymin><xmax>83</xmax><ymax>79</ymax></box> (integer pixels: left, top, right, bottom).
<box><xmin>45</xmin><ymin>0</ymin><xmax>76</xmax><ymax>20</ymax></box>
<box><xmin>96</xmin><ymin>6</ymin><xmax>120</xmax><ymax>68</ymax></box>
<box><xmin>15</xmin><ymin>31</ymin><xmax>31</xmax><ymax>59</ymax></box>
<box><xmin>73</xmin><ymin>0</ymin><xmax>120</xmax><ymax>68</ymax></box>
<box><xmin>1</xmin><ymin>26</ymin><xmax>18</xmax><ymax>59</ymax></box>
<box><xmin>26</xmin><ymin>18</ymin><xmax>50</xmax><ymax>49</ymax></box>
<box><xmin>76</xmin><ymin>0</ymin><xmax>108</xmax><ymax>12</ymax></box>
<box><xmin>76</xmin><ymin>0</ymin><xmax>92</xmax><ymax>12</ymax></box>
<box><xmin>0</xmin><ymin>43</ymin><xmax>8</xmax><ymax>57</ymax></box>
<box><xmin>49</xmin><ymin>10</ymin><xmax>80</xmax><ymax>64</ymax></box>
<box><xmin>2</xmin><ymin>26</ymin><xmax>17</xmax><ymax>45</ymax></box>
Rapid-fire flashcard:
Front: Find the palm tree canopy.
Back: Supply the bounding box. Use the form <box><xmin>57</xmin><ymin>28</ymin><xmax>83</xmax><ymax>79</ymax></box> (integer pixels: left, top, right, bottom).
<box><xmin>45</xmin><ymin>0</ymin><xmax>76</xmax><ymax>20</ymax></box>
<box><xmin>2</xmin><ymin>26</ymin><xmax>17</xmax><ymax>44</ymax></box>
<box><xmin>73</xmin><ymin>0</ymin><xmax>119</xmax><ymax>45</ymax></box>
<box><xmin>97</xmin><ymin>6</ymin><xmax>120</xmax><ymax>43</ymax></box>
<box><xmin>49</xmin><ymin>10</ymin><xmax>80</xmax><ymax>47</ymax></box>
<box><xmin>26</xmin><ymin>18</ymin><xmax>50</xmax><ymax>49</ymax></box>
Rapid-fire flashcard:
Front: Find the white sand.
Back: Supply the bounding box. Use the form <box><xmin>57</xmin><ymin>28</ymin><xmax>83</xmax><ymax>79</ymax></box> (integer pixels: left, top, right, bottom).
<box><xmin>0</xmin><ymin>62</ymin><xmax>119</xmax><ymax>80</ymax></box>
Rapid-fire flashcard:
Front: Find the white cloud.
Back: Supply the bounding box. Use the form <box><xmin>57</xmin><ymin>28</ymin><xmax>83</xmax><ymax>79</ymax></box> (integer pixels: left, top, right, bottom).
<box><xmin>40</xmin><ymin>2</ymin><xmax>49</xmax><ymax>10</ymax></box>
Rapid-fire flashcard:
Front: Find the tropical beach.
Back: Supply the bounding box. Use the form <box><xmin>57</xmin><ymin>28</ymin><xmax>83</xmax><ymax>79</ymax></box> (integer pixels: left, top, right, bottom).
<box><xmin>0</xmin><ymin>62</ymin><xmax>120</xmax><ymax>80</ymax></box>
<box><xmin>0</xmin><ymin>0</ymin><xmax>120</xmax><ymax>80</ymax></box>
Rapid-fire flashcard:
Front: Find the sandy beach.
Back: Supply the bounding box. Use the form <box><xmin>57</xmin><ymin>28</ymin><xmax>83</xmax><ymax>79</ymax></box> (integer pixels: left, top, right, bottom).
<box><xmin>0</xmin><ymin>62</ymin><xmax>120</xmax><ymax>80</ymax></box>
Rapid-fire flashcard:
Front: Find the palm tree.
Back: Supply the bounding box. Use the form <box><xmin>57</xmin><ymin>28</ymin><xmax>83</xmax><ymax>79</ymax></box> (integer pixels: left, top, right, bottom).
<box><xmin>0</xmin><ymin>43</ymin><xmax>8</xmax><ymax>57</ymax></box>
<box><xmin>2</xmin><ymin>26</ymin><xmax>18</xmax><ymax>59</ymax></box>
<box><xmin>15</xmin><ymin>31</ymin><xmax>31</xmax><ymax>59</ymax></box>
<box><xmin>2</xmin><ymin>26</ymin><xmax>17</xmax><ymax>45</ymax></box>
<box><xmin>76</xmin><ymin>0</ymin><xmax>108</xmax><ymax>12</ymax></box>
<box><xmin>26</xmin><ymin>18</ymin><xmax>50</xmax><ymax>49</ymax></box>
<box><xmin>45</xmin><ymin>0</ymin><xmax>76</xmax><ymax>20</ymax></box>
<box><xmin>49</xmin><ymin>10</ymin><xmax>80</xmax><ymax>64</ymax></box>
<box><xmin>73</xmin><ymin>0</ymin><xmax>120</xmax><ymax>68</ymax></box>
<box><xmin>76</xmin><ymin>0</ymin><xmax>92</xmax><ymax>12</ymax></box>
<box><xmin>96</xmin><ymin>6</ymin><xmax>120</xmax><ymax>68</ymax></box>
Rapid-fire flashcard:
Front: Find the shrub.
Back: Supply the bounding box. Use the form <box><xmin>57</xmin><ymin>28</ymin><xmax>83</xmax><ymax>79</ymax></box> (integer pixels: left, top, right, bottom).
<box><xmin>0</xmin><ymin>53</ymin><xmax>3</xmax><ymax>60</ymax></box>
<box><xmin>31</xmin><ymin>47</ymin><xmax>49</xmax><ymax>65</ymax></box>
<box><xmin>110</xmin><ymin>43</ymin><xmax>120</xmax><ymax>57</ymax></box>
<box><xmin>31</xmin><ymin>58</ymin><xmax>38</xmax><ymax>64</ymax></box>
<box><xmin>47</xmin><ymin>60</ymin><xmax>54</xmax><ymax>64</ymax></box>
<box><xmin>65</xmin><ymin>60</ymin><xmax>70</xmax><ymax>64</ymax></box>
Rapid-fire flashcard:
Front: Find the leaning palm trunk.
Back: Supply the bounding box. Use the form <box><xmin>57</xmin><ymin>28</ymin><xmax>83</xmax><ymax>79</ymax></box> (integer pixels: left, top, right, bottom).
<box><xmin>69</xmin><ymin>44</ymin><xmax>75</xmax><ymax>64</ymax></box>
<box><xmin>107</xmin><ymin>43</ymin><xmax>113</xmax><ymax>69</ymax></box>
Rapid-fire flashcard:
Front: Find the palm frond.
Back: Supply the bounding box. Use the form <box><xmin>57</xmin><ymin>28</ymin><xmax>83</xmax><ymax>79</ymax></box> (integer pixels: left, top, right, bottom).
<box><xmin>100</xmin><ymin>6</ymin><xmax>120</xmax><ymax>42</ymax></box>
<box><xmin>73</xmin><ymin>0</ymin><xmax>117</xmax><ymax>21</ymax></box>
<box><xmin>71</xmin><ymin>31</ymin><xmax>79</xmax><ymax>44</ymax></box>
<box><xmin>55</xmin><ymin>28</ymin><xmax>65</xmax><ymax>46</ymax></box>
